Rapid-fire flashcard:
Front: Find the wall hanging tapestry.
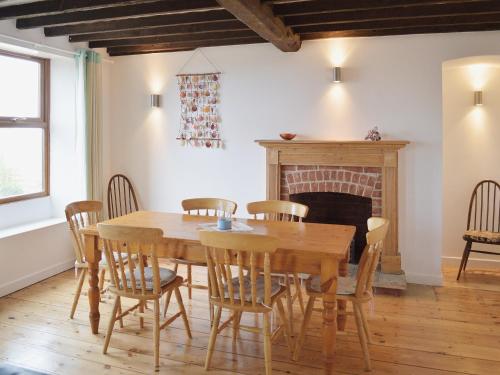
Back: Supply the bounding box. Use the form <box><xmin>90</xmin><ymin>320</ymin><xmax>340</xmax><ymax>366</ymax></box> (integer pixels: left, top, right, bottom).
<box><xmin>176</xmin><ymin>49</ymin><xmax>222</xmax><ymax>148</ymax></box>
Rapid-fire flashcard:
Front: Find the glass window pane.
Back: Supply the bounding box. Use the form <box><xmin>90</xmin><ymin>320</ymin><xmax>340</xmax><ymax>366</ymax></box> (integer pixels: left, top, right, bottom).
<box><xmin>0</xmin><ymin>128</ymin><xmax>44</xmax><ymax>200</ymax></box>
<box><xmin>0</xmin><ymin>54</ymin><xmax>41</xmax><ymax>119</ymax></box>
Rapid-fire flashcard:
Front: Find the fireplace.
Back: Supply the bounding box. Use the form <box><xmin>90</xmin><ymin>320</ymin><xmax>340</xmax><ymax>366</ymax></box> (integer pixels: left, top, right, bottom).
<box><xmin>290</xmin><ymin>192</ymin><xmax>372</xmax><ymax>264</ymax></box>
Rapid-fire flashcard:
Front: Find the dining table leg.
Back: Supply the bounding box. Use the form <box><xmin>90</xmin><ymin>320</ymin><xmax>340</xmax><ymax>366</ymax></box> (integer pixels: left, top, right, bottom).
<box><xmin>321</xmin><ymin>258</ymin><xmax>339</xmax><ymax>375</ymax></box>
<box><xmin>85</xmin><ymin>233</ymin><xmax>102</xmax><ymax>334</ymax></box>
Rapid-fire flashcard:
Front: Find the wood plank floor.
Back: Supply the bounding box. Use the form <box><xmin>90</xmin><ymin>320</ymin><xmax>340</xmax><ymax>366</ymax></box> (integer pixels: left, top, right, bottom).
<box><xmin>1</xmin><ymin>264</ymin><xmax>500</xmax><ymax>374</ymax></box>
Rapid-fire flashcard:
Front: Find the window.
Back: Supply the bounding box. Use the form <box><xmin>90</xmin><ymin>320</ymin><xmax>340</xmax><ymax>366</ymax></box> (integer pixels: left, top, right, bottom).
<box><xmin>0</xmin><ymin>49</ymin><xmax>50</xmax><ymax>204</ymax></box>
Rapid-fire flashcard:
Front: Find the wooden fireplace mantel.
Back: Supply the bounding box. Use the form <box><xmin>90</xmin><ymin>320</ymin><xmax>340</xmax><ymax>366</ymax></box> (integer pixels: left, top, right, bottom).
<box><xmin>256</xmin><ymin>139</ymin><xmax>409</xmax><ymax>274</ymax></box>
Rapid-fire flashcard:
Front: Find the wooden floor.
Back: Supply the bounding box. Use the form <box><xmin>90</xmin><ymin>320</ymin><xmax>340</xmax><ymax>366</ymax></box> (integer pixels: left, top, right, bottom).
<box><xmin>1</xmin><ymin>264</ymin><xmax>500</xmax><ymax>374</ymax></box>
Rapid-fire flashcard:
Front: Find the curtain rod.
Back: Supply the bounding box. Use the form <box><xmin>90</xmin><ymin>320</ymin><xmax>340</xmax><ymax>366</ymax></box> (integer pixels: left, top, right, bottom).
<box><xmin>0</xmin><ymin>33</ymin><xmax>113</xmax><ymax>63</ymax></box>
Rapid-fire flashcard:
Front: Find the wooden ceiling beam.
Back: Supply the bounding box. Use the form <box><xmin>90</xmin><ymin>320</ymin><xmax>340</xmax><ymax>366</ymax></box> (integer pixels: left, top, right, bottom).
<box><xmin>89</xmin><ymin>29</ymin><xmax>257</xmax><ymax>48</ymax></box>
<box><xmin>216</xmin><ymin>0</ymin><xmax>300</xmax><ymax>52</ymax></box>
<box><xmin>273</xmin><ymin>0</ymin><xmax>484</xmax><ymax>16</ymax></box>
<box><xmin>285</xmin><ymin>1</ymin><xmax>500</xmax><ymax>27</ymax></box>
<box><xmin>293</xmin><ymin>13</ymin><xmax>500</xmax><ymax>34</ymax></box>
<box><xmin>69</xmin><ymin>20</ymin><xmax>246</xmax><ymax>42</ymax></box>
<box><xmin>299</xmin><ymin>22</ymin><xmax>500</xmax><ymax>39</ymax></box>
<box><xmin>106</xmin><ymin>36</ymin><xmax>265</xmax><ymax>55</ymax></box>
<box><xmin>0</xmin><ymin>0</ymin><xmax>161</xmax><ymax>20</ymax></box>
<box><xmin>16</xmin><ymin>0</ymin><xmax>221</xmax><ymax>29</ymax></box>
<box><xmin>44</xmin><ymin>9</ymin><xmax>233</xmax><ymax>36</ymax></box>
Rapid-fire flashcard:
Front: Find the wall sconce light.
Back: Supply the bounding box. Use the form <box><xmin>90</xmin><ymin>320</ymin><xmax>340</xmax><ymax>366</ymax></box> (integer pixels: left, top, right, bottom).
<box><xmin>474</xmin><ymin>91</ymin><xmax>483</xmax><ymax>106</ymax></box>
<box><xmin>333</xmin><ymin>66</ymin><xmax>342</xmax><ymax>83</ymax></box>
<box><xmin>150</xmin><ymin>94</ymin><xmax>161</xmax><ymax>107</ymax></box>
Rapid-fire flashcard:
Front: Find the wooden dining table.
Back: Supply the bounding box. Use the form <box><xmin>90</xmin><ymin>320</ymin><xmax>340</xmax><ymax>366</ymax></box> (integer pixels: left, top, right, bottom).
<box><xmin>81</xmin><ymin>211</ymin><xmax>355</xmax><ymax>374</ymax></box>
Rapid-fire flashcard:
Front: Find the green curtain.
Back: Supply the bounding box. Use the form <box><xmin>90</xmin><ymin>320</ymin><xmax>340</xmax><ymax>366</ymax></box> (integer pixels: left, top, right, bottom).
<box><xmin>76</xmin><ymin>49</ymin><xmax>103</xmax><ymax>201</ymax></box>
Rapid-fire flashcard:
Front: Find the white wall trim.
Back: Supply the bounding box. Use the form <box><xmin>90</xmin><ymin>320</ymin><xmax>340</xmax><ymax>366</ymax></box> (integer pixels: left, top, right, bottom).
<box><xmin>442</xmin><ymin>255</ymin><xmax>500</xmax><ymax>270</ymax></box>
<box><xmin>0</xmin><ymin>258</ymin><xmax>75</xmax><ymax>297</ymax></box>
<box><xmin>405</xmin><ymin>271</ymin><xmax>443</xmax><ymax>286</ymax></box>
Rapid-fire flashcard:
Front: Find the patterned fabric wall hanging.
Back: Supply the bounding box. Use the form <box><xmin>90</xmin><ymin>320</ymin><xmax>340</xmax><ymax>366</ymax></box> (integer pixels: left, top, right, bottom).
<box><xmin>176</xmin><ymin>72</ymin><xmax>222</xmax><ymax>148</ymax></box>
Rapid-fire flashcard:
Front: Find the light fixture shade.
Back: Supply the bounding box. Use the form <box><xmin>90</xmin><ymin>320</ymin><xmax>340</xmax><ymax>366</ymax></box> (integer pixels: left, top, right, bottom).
<box><xmin>474</xmin><ymin>91</ymin><xmax>483</xmax><ymax>106</ymax></box>
<box><xmin>333</xmin><ymin>66</ymin><xmax>342</xmax><ymax>82</ymax></box>
<box><xmin>150</xmin><ymin>94</ymin><xmax>161</xmax><ymax>107</ymax></box>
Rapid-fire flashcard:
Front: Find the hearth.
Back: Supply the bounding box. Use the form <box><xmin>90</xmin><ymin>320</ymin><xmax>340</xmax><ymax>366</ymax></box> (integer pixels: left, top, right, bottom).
<box><xmin>290</xmin><ymin>192</ymin><xmax>372</xmax><ymax>264</ymax></box>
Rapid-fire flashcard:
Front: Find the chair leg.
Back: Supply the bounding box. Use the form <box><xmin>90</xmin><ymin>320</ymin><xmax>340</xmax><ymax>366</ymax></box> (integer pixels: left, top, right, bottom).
<box><xmin>263</xmin><ymin>311</ymin><xmax>272</xmax><ymax>375</ymax></box>
<box><xmin>293</xmin><ymin>273</ymin><xmax>305</xmax><ymax>315</ymax></box>
<box><xmin>139</xmin><ymin>301</ymin><xmax>145</xmax><ymax>329</ymax></box>
<box><xmin>205</xmin><ymin>305</ymin><xmax>222</xmax><ymax>370</ymax></box>
<box><xmin>98</xmin><ymin>268</ymin><xmax>106</xmax><ymax>293</ymax></box>
<box><xmin>153</xmin><ymin>299</ymin><xmax>160</xmax><ymax>371</ymax></box>
<box><xmin>163</xmin><ymin>290</ymin><xmax>173</xmax><ymax>318</ymax></box>
<box><xmin>292</xmin><ymin>295</ymin><xmax>315</xmax><ymax>361</ymax></box>
<box><xmin>70</xmin><ymin>268</ymin><xmax>86</xmax><ymax>319</ymax></box>
<box><xmin>457</xmin><ymin>241</ymin><xmax>472</xmax><ymax>280</ymax></box>
<box><xmin>353</xmin><ymin>303</ymin><xmax>371</xmax><ymax>371</ymax></box>
<box><xmin>357</xmin><ymin>303</ymin><xmax>372</xmax><ymax>344</ymax></box>
<box><xmin>276</xmin><ymin>297</ymin><xmax>294</xmax><ymax>353</ymax></box>
<box><xmin>187</xmin><ymin>264</ymin><xmax>193</xmax><ymax>299</ymax></box>
<box><xmin>284</xmin><ymin>274</ymin><xmax>294</xmax><ymax>336</ymax></box>
<box><xmin>174</xmin><ymin>287</ymin><xmax>192</xmax><ymax>338</ymax></box>
<box><xmin>117</xmin><ymin>299</ymin><xmax>124</xmax><ymax>328</ymax></box>
<box><xmin>103</xmin><ymin>296</ymin><xmax>120</xmax><ymax>354</ymax></box>
<box><xmin>208</xmin><ymin>272</ymin><xmax>214</xmax><ymax>324</ymax></box>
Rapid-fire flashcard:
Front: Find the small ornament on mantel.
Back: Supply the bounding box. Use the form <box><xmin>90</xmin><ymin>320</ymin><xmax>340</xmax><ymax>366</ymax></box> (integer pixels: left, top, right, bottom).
<box><xmin>365</xmin><ymin>126</ymin><xmax>381</xmax><ymax>141</ymax></box>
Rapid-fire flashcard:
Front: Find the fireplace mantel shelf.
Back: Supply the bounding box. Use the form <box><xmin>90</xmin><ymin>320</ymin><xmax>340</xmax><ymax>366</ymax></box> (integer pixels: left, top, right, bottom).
<box><xmin>256</xmin><ymin>139</ymin><xmax>409</xmax><ymax>148</ymax></box>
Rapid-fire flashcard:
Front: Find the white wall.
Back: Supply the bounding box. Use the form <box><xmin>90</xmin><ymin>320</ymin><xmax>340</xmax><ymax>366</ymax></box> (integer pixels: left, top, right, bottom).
<box><xmin>443</xmin><ymin>56</ymin><xmax>500</xmax><ymax>269</ymax></box>
<box><xmin>107</xmin><ymin>31</ymin><xmax>500</xmax><ymax>285</ymax></box>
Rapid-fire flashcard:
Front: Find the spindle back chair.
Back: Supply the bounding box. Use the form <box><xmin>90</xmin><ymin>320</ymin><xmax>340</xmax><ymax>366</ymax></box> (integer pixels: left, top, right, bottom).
<box><xmin>247</xmin><ymin>200</ymin><xmax>309</xmax><ymax>326</ymax></box>
<box><xmin>457</xmin><ymin>180</ymin><xmax>500</xmax><ymax>280</ymax></box>
<box><xmin>98</xmin><ymin>224</ymin><xmax>191</xmax><ymax>371</ymax></box>
<box><xmin>200</xmin><ymin>231</ymin><xmax>292</xmax><ymax>375</ymax></box>
<box><xmin>107</xmin><ymin>174</ymin><xmax>139</xmax><ymax>219</ymax></box>
<box><xmin>65</xmin><ymin>200</ymin><xmax>103</xmax><ymax>318</ymax></box>
<box><xmin>293</xmin><ymin>217</ymin><xmax>389</xmax><ymax>371</ymax></box>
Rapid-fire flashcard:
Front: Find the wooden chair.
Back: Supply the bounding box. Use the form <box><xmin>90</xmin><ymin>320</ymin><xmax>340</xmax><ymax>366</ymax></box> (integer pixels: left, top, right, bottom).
<box><xmin>165</xmin><ymin>198</ymin><xmax>237</xmax><ymax>319</ymax></box>
<box><xmin>457</xmin><ymin>180</ymin><xmax>500</xmax><ymax>280</ymax></box>
<box><xmin>293</xmin><ymin>217</ymin><xmax>389</xmax><ymax>371</ymax></box>
<box><xmin>107</xmin><ymin>174</ymin><xmax>139</xmax><ymax>219</ymax></box>
<box><xmin>200</xmin><ymin>231</ymin><xmax>293</xmax><ymax>375</ymax></box>
<box><xmin>98</xmin><ymin>224</ymin><xmax>192</xmax><ymax>371</ymax></box>
<box><xmin>247</xmin><ymin>200</ymin><xmax>308</xmax><ymax>329</ymax></box>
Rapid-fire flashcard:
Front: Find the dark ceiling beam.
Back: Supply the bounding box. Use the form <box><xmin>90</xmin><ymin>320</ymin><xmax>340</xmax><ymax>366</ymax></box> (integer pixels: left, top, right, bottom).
<box><xmin>106</xmin><ymin>36</ymin><xmax>265</xmax><ymax>55</ymax></box>
<box><xmin>16</xmin><ymin>0</ymin><xmax>221</xmax><ymax>29</ymax></box>
<box><xmin>69</xmin><ymin>20</ymin><xmax>247</xmax><ymax>42</ymax></box>
<box><xmin>110</xmin><ymin>48</ymin><xmax>196</xmax><ymax>56</ymax></box>
<box><xmin>299</xmin><ymin>22</ymin><xmax>500</xmax><ymax>39</ymax></box>
<box><xmin>216</xmin><ymin>0</ymin><xmax>300</xmax><ymax>52</ymax></box>
<box><xmin>89</xmin><ymin>29</ymin><xmax>257</xmax><ymax>48</ymax></box>
<box><xmin>0</xmin><ymin>0</ymin><xmax>161</xmax><ymax>20</ymax></box>
<box><xmin>273</xmin><ymin>0</ymin><xmax>485</xmax><ymax>16</ymax></box>
<box><xmin>284</xmin><ymin>1</ymin><xmax>500</xmax><ymax>27</ymax></box>
<box><xmin>44</xmin><ymin>9</ymin><xmax>233</xmax><ymax>36</ymax></box>
<box><xmin>293</xmin><ymin>13</ymin><xmax>500</xmax><ymax>34</ymax></box>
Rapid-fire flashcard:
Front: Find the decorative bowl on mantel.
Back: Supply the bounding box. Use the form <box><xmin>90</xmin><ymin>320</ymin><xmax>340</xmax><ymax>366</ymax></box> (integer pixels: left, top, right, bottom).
<box><xmin>280</xmin><ymin>133</ymin><xmax>296</xmax><ymax>141</ymax></box>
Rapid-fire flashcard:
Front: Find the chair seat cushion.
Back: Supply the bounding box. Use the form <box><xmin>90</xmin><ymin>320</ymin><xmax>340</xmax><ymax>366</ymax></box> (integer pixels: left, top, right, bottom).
<box><xmin>224</xmin><ymin>276</ymin><xmax>282</xmax><ymax>304</ymax></box>
<box><xmin>307</xmin><ymin>274</ymin><xmax>357</xmax><ymax>295</ymax></box>
<box><xmin>463</xmin><ymin>230</ymin><xmax>500</xmax><ymax>244</ymax></box>
<box><xmin>121</xmin><ymin>267</ymin><xmax>177</xmax><ymax>291</ymax></box>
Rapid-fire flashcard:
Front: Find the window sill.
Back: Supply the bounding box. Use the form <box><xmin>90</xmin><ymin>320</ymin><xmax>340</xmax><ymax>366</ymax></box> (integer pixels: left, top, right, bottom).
<box><xmin>0</xmin><ymin>217</ymin><xmax>66</xmax><ymax>240</ymax></box>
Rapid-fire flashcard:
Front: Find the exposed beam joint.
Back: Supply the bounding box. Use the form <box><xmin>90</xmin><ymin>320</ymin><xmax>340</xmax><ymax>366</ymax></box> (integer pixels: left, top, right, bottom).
<box><xmin>216</xmin><ymin>0</ymin><xmax>300</xmax><ymax>52</ymax></box>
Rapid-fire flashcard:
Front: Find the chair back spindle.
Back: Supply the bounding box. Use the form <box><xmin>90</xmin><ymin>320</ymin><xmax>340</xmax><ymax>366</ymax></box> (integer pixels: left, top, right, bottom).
<box><xmin>98</xmin><ymin>224</ymin><xmax>164</xmax><ymax>298</ymax></box>
<box><xmin>200</xmin><ymin>232</ymin><xmax>278</xmax><ymax>309</ymax></box>
<box><xmin>354</xmin><ymin>218</ymin><xmax>389</xmax><ymax>298</ymax></box>
<box><xmin>65</xmin><ymin>201</ymin><xmax>103</xmax><ymax>265</ymax></box>
<box><xmin>107</xmin><ymin>174</ymin><xmax>139</xmax><ymax>219</ymax></box>
<box><xmin>467</xmin><ymin>180</ymin><xmax>500</xmax><ymax>233</ymax></box>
